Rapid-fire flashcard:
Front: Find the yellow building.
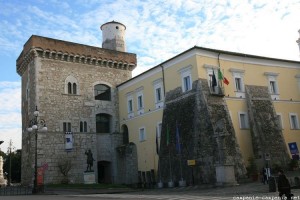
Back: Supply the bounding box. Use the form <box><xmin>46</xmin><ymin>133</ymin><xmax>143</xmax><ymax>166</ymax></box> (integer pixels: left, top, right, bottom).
<box><xmin>117</xmin><ymin>46</ymin><xmax>300</xmax><ymax>185</ymax></box>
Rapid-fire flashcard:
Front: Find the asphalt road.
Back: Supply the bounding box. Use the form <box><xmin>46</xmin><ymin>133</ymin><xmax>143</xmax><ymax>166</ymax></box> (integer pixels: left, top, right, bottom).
<box><xmin>0</xmin><ymin>193</ymin><xmax>296</xmax><ymax>200</ymax></box>
<box><xmin>1</xmin><ymin>181</ymin><xmax>300</xmax><ymax>200</ymax></box>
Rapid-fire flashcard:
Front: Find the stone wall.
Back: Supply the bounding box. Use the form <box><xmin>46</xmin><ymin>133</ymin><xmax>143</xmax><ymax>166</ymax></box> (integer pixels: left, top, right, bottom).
<box><xmin>19</xmin><ymin>35</ymin><xmax>137</xmax><ymax>185</ymax></box>
<box><xmin>116</xmin><ymin>143</ymin><xmax>138</xmax><ymax>185</ymax></box>
<box><xmin>22</xmin><ymin>131</ymin><xmax>96</xmax><ymax>185</ymax></box>
<box><xmin>158</xmin><ymin>79</ymin><xmax>246</xmax><ymax>185</ymax></box>
<box><xmin>245</xmin><ymin>85</ymin><xmax>290</xmax><ymax>168</ymax></box>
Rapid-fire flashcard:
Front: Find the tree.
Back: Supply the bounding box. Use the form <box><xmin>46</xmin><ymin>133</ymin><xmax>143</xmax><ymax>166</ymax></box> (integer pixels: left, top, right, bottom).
<box><xmin>58</xmin><ymin>158</ymin><xmax>72</xmax><ymax>184</ymax></box>
<box><xmin>3</xmin><ymin>149</ymin><xmax>22</xmax><ymax>183</ymax></box>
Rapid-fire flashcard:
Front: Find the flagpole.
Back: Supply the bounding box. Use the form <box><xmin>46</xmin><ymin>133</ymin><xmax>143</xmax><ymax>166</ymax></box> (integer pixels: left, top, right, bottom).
<box><xmin>179</xmin><ymin>152</ymin><xmax>183</xmax><ymax>181</ymax></box>
<box><xmin>176</xmin><ymin>122</ymin><xmax>186</xmax><ymax>186</ymax></box>
<box><xmin>168</xmin><ymin>147</ymin><xmax>172</xmax><ymax>181</ymax></box>
<box><xmin>166</xmin><ymin>124</ymin><xmax>174</xmax><ymax>187</ymax></box>
<box><xmin>156</xmin><ymin>127</ymin><xmax>163</xmax><ymax>188</ymax></box>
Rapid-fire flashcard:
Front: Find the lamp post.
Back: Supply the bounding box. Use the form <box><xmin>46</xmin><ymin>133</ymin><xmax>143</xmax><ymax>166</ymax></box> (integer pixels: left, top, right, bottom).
<box><xmin>27</xmin><ymin>106</ymin><xmax>47</xmax><ymax>194</ymax></box>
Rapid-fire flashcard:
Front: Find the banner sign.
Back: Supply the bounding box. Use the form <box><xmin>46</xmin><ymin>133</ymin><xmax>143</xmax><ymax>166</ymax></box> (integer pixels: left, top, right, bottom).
<box><xmin>65</xmin><ymin>132</ymin><xmax>73</xmax><ymax>151</ymax></box>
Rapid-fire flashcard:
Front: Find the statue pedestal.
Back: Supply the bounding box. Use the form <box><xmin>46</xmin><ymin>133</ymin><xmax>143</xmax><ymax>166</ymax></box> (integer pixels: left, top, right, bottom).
<box><xmin>215</xmin><ymin>164</ymin><xmax>237</xmax><ymax>186</ymax></box>
<box><xmin>83</xmin><ymin>172</ymin><xmax>96</xmax><ymax>184</ymax></box>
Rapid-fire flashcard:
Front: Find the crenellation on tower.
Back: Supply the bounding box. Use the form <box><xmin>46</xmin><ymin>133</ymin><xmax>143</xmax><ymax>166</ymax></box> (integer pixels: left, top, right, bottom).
<box><xmin>17</xmin><ymin>35</ymin><xmax>136</xmax><ymax>76</ymax></box>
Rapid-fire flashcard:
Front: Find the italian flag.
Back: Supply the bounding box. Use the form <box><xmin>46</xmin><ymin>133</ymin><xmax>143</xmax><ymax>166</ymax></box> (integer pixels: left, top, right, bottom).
<box><xmin>218</xmin><ymin>69</ymin><xmax>229</xmax><ymax>85</ymax></box>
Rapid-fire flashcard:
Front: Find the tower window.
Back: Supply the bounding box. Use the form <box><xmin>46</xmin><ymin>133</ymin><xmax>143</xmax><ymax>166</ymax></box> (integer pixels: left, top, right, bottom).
<box><xmin>80</xmin><ymin>121</ymin><xmax>88</xmax><ymax>132</ymax></box>
<box><xmin>63</xmin><ymin>122</ymin><xmax>71</xmax><ymax>132</ymax></box>
<box><xmin>68</xmin><ymin>82</ymin><xmax>72</xmax><ymax>94</ymax></box>
<box><xmin>96</xmin><ymin>113</ymin><xmax>110</xmax><ymax>133</ymax></box>
<box><xmin>65</xmin><ymin>75</ymin><xmax>79</xmax><ymax>95</ymax></box>
<box><xmin>94</xmin><ymin>84</ymin><xmax>111</xmax><ymax>101</ymax></box>
<box><xmin>73</xmin><ymin>83</ymin><xmax>77</xmax><ymax>94</ymax></box>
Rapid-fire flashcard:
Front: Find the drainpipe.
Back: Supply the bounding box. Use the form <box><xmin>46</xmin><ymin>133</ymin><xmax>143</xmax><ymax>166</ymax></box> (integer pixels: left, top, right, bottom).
<box><xmin>160</xmin><ymin>65</ymin><xmax>166</xmax><ymax>96</ymax></box>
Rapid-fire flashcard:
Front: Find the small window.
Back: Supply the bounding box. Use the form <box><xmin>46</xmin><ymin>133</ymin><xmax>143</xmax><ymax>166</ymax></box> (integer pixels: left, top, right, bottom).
<box><xmin>126</xmin><ymin>94</ymin><xmax>135</xmax><ymax>118</ymax></box>
<box><xmin>156</xmin><ymin>87</ymin><xmax>162</xmax><ymax>102</ymax></box>
<box><xmin>183</xmin><ymin>75</ymin><xmax>191</xmax><ymax>92</ymax></box>
<box><xmin>128</xmin><ymin>99</ymin><xmax>133</xmax><ymax>113</ymax></box>
<box><xmin>84</xmin><ymin>122</ymin><xmax>87</xmax><ymax>132</ymax></box>
<box><xmin>289</xmin><ymin>113</ymin><xmax>299</xmax><ymax>130</ymax></box>
<box><xmin>137</xmin><ymin>95</ymin><xmax>143</xmax><ymax>110</ymax></box>
<box><xmin>270</xmin><ymin>81</ymin><xmax>277</xmax><ymax>94</ymax></box>
<box><xmin>264</xmin><ymin>72</ymin><xmax>279</xmax><ymax>100</ymax></box>
<box><xmin>179</xmin><ymin>65</ymin><xmax>193</xmax><ymax>92</ymax></box>
<box><xmin>96</xmin><ymin>113</ymin><xmax>110</xmax><ymax>133</ymax></box>
<box><xmin>139</xmin><ymin>127</ymin><xmax>146</xmax><ymax>142</ymax></box>
<box><xmin>239</xmin><ymin>112</ymin><xmax>249</xmax><ymax>129</ymax></box>
<box><xmin>68</xmin><ymin>82</ymin><xmax>72</xmax><ymax>94</ymax></box>
<box><xmin>153</xmin><ymin>79</ymin><xmax>164</xmax><ymax>108</ymax></box>
<box><xmin>94</xmin><ymin>84</ymin><xmax>111</xmax><ymax>101</ymax></box>
<box><xmin>235</xmin><ymin>78</ymin><xmax>242</xmax><ymax>92</ymax></box>
<box><xmin>229</xmin><ymin>68</ymin><xmax>245</xmax><ymax>97</ymax></box>
<box><xmin>65</xmin><ymin>75</ymin><xmax>79</xmax><ymax>95</ymax></box>
<box><xmin>73</xmin><ymin>83</ymin><xmax>77</xmax><ymax>94</ymax></box>
<box><xmin>63</xmin><ymin>122</ymin><xmax>71</xmax><ymax>132</ymax></box>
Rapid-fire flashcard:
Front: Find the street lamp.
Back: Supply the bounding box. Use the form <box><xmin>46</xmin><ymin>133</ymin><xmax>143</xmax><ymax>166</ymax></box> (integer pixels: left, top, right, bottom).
<box><xmin>27</xmin><ymin>106</ymin><xmax>47</xmax><ymax>194</ymax></box>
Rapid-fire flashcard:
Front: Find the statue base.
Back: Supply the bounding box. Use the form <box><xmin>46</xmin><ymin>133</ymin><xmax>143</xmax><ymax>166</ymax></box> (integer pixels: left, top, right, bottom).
<box><xmin>157</xmin><ymin>181</ymin><xmax>163</xmax><ymax>188</ymax></box>
<box><xmin>215</xmin><ymin>164</ymin><xmax>237</xmax><ymax>186</ymax></box>
<box><xmin>83</xmin><ymin>171</ymin><xmax>96</xmax><ymax>184</ymax></box>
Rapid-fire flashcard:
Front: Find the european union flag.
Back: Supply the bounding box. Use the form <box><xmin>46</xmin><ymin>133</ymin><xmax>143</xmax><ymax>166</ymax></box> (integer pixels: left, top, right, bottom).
<box><xmin>288</xmin><ymin>142</ymin><xmax>299</xmax><ymax>154</ymax></box>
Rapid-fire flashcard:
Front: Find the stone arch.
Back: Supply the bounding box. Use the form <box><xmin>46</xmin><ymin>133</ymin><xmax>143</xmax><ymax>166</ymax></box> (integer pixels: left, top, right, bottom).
<box><xmin>93</xmin><ymin>81</ymin><xmax>113</xmax><ymax>101</ymax></box>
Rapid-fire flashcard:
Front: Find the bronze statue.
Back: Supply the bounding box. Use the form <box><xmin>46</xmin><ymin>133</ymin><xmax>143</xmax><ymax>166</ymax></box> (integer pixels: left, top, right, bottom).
<box><xmin>85</xmin><ymin>149</ymin><xmax>95</xmax><ymax>172</ymax></box>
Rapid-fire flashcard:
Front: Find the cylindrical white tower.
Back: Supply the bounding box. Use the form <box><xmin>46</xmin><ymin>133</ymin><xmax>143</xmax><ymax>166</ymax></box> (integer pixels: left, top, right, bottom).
<box><xmin>101</xmin><ymin>21</ymin><xmax>126</xmax><ymax>52</ymax></box>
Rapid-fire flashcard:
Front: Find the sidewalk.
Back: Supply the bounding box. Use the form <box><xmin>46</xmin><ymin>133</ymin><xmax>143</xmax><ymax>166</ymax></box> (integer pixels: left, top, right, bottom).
<box><xmin>43</xmin><ymin>182</ymin><xmax>276</xmax><ymax>196</ymax></box>
<box><xmin>44</xmin><ymin>187</ymin><xmax>137</xmax><ymax>195</ymax></box>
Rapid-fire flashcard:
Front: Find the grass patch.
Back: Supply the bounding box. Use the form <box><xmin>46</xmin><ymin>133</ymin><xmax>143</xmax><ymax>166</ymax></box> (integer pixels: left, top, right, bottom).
<box><xmin>46</xmin><ymin>183</ymin><xmax>129</xmax><ymax>189</ymax></box>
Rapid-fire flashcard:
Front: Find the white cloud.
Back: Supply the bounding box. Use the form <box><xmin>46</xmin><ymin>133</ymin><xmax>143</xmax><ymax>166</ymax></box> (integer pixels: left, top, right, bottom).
<box><xmin>0</xmin><ymin>0</ymin><xmax>300</xmax><ymax>151</ymax></box>
<box><xmin>0</xmin><ymin>81</ymin><xmax>22</xmax><ymax>152</ymax></box>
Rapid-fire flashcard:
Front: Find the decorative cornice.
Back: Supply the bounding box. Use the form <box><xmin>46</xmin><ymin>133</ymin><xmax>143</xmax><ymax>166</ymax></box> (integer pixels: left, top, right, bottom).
<box><xmin>17</xmin><ymin>47</ymin><xmax>136</xmax><ymax>76</ymax></box>
<box><xmin>16</xmin><ymin>35</ymin><xmax>137</xmax><ymax>76</ymax></box>
<box><xmin>264</xmin><ymin>72</ymin><xmax>279</xmax><ymax>76</ymax></box>
<box><xmin>229</xmin><ymin>68</ymin><xmax>245</xmax><ymax>73</ymax></box>
<box><xmin>16</xmin><ymin>48</ymin><xmax>38</xmax><ymax>76</ymax></box>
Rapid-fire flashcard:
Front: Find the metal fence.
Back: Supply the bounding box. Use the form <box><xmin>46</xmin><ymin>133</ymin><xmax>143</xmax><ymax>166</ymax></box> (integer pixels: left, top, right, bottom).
<box><xmin>0</xmin><ymin>186</ymin><xmax>32</xmax><ymax>196</ymax></box>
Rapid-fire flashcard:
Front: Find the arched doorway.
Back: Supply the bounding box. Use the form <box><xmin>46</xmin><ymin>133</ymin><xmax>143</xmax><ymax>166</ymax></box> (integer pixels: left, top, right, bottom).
<box><xmin>97</xmin><ymin>161</ymin><xmax>111</xmax><ymax>183</ymax></box>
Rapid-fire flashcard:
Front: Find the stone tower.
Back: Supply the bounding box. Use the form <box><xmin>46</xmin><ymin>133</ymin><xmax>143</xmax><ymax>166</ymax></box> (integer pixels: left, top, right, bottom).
<box><xmin>101</xmin><ymin>21</ymin><xmax>126</xmax><ymax>52</ymax></box>
<box><xmin>17</xmin><ymin>22</ymin><xmax>138</xmax><ymax>185</ymax></box>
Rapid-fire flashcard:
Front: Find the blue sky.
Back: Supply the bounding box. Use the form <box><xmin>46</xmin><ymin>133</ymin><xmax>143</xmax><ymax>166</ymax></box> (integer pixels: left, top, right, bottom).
<box><xmin>0</xmin><ymin>0</ymin><xmax>300</xmax><ymax>151</ymax></box>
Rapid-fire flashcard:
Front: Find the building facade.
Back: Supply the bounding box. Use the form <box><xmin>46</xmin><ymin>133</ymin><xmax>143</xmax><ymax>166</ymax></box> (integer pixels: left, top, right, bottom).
<box><xmin>18</xmin><ymin>21</ymin><xmax>300</xmax><ymax>186</ymax></box>
<box><xmin>17</xmin><ymin>21</ymin><xmax>138</xmax><ymax>185</ymax></box>
<box><xmin>117</xmin><ymin>47</ymin><xmax>300</xmax><ymax>185</ymax></box>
